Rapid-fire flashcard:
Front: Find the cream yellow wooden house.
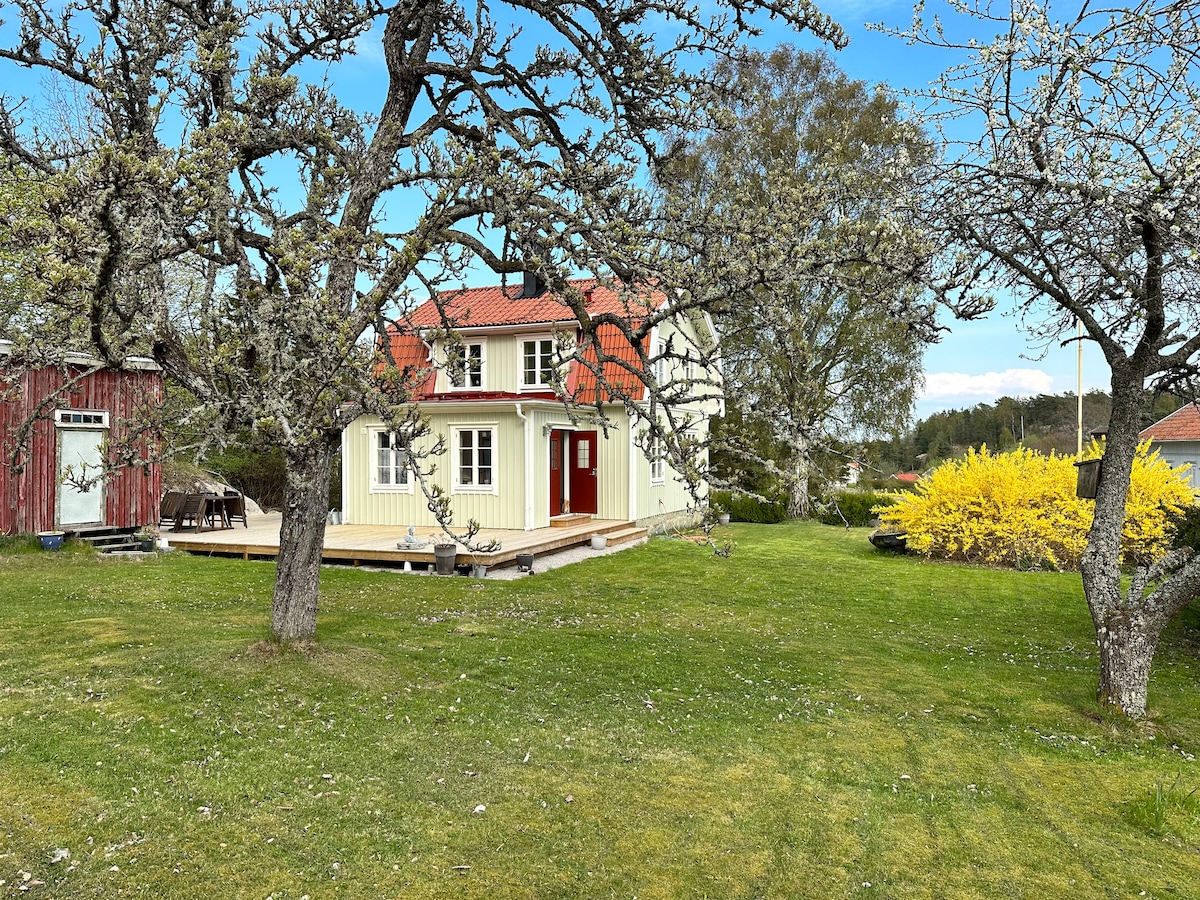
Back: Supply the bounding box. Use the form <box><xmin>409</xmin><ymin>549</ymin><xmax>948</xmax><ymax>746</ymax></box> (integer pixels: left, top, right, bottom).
<box><xmin>341</xmin><ymin>277</ymin><xmax>722</xmax><ymax>531</ymax></box>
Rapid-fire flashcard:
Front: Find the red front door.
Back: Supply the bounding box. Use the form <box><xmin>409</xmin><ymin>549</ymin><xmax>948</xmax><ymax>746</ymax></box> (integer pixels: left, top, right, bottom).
<box><xmin>568</xmin><ymin>430</ymin><xmax>598</xmax><ymax>515</ymax></box>
<box><xmin>549</xmin><ymin>430</ymin><xmax>566</xmax><ymax>517</ymax></box>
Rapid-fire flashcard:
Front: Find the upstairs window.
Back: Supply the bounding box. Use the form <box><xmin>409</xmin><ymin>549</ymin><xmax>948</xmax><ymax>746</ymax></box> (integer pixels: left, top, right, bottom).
<box><xmin>653</xmin><ymin>341</ymin><xmax>666</xmax><ymax>386</ymax></box>
<box><xmin>447</xmin><ymin>341</ymin><xmax>485</xmax><ymax>390</ymax></box>
<box><xmin>521</xmin><ymin>337</ymin><xmax>558</xmax><ymax>389</ymax></box>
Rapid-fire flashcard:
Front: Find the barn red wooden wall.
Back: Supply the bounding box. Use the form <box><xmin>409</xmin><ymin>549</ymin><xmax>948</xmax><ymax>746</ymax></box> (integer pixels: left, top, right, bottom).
<box><xmin>0</xmin><ymin>364</ymin><xmax>162</xmax><ymax>535</ymax></box>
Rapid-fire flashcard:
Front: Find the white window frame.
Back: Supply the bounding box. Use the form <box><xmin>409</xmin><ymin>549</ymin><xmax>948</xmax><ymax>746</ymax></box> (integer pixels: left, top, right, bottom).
<box><xmin>446</xmin><ymin>338</ymin><xmax>487</xmax><ymax>391</ymax></box>
<box><xmin>368</xmin><ymin>427</ymin><xmax>412</xmax><ymax>493</ymax></box>
<box><xmin>55</xmin><ymin>409</ymin><xmax>110</xmax><ymax>429</ymax></box>
<box><xmin>518</xmin><ymin>334</ymin><xmax>560</xmax><ymax>391</ymax></box>
<box><xmin>648</xmin><ymin>432</ymin><xmax>665</xmax><ymax>484</ymax></box>
<box><xmin>452</xmin><ymin>424</ymin><xmax>499</xmax><ymax>495</ymax></box>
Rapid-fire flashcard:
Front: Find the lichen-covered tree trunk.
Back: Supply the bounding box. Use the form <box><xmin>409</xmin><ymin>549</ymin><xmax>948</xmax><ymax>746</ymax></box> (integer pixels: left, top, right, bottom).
<box><xmin>270</xmin><ymin>441</ymin><xmax>335</xmax><ymax>644</ymax></box>
<box><xmin>1095</xmin><ymin>608</ymin><xmax>1158</xmax><ymax>717</ymax></box>
<box><xmin>1080</xmin><ymin>367</ymin><xmax>1153</xmax><ymax>716</ymax></box>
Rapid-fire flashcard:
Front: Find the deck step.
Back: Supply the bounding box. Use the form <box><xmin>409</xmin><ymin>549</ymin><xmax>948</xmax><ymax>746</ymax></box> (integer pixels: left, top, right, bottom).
<box><xmin>601</xmin><ymin>526</ymin><xmax>648</xmax><ymax>546</ymax></box>
<box><xmin>550</xmin><ymin>513</ymin><xmax>592</xmax><ymax>528</ymax></box>
<box><xmin>75</xmin><ymin>527</ymin><xmax>144</xmax><ymax>553</ymax></box>
<box><xmin>79</xmin><ymin>534</ymin><xmax>132</xmax><ymax>547</ymax></box>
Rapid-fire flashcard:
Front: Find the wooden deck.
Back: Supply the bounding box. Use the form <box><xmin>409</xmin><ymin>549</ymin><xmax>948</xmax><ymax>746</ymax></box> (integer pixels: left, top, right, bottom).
<box><xmin>163</xmin><ymin>513</ymin><xmax>647</xmax><ymax>569</ymax></box>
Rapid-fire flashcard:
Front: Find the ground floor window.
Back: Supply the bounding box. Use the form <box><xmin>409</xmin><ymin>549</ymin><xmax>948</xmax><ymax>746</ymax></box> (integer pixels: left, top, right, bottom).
<box><xmin>649</xmin><ymin>433</ymin><xmax>665</xmax><ymax>484</ymax></box>
<box><xmin>371</xmin><ymin>429</ymin><xmax>411</xmax><ymax>492</ymax></box>
<box><xmin>455</xmin><ymin>426</ymin><xmax>496</xmax><ymax>492</ymax></box>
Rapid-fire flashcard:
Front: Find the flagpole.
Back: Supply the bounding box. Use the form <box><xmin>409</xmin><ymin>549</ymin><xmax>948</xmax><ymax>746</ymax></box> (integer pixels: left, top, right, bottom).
<box><xmin>1077</xmin><ymin>318</ymin><xmax>1084</xmax><ymax>457</ymax></box>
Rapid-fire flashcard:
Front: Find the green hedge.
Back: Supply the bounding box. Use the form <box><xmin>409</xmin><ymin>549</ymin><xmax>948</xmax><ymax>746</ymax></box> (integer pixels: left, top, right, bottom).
<box><xmin>710</xmin><ymin>490</ymin><xmax>789</xmax><ymax>524</ymax></box>
<box><xmin>818</xmin><ymin>491</ymin><xmax>897</xmax><ymax>527</ymax></box>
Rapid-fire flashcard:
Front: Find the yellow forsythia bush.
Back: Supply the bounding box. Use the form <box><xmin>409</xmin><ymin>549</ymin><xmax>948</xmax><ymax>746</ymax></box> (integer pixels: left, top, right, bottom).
<box><xmin>875</xmin><ymin>442</ymin><xmax>1193</xmax><ymax>571</ymax></box>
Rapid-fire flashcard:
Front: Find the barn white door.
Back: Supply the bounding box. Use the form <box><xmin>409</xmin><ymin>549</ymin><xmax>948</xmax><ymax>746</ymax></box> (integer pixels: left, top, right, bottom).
<box><xmin>58</xmin><ymin>428</ymin><xmax>106</xmax><ymax>526</ymax></box>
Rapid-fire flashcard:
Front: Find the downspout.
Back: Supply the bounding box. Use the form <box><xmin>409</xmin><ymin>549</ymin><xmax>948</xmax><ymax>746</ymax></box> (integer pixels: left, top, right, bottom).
<box><xmin>628</xmin><ymin>413</ymin><xmax>638</xmax><ymax>524</ymax></box>
<box><xmin>340</xmin><ymin>425</ymin><xmax>350</xmax><ymax>524</ymax></box>
<box><xmin>515</xmin><ymin>403</ymin><xmax>534</xmax><ymax>530</ymax></box>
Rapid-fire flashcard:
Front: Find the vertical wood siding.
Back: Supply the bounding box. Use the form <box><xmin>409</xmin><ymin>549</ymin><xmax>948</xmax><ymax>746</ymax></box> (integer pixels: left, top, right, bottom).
<box><xmin>431</xmin><ymin>336</ymin><xmax>521</xmax><ymax>394</ymax></box>
<box><xmin>1</xmin><ymin>365</ymin><xmax>162</xmax><ymax>535</ymax></box>
<box><xmin>346</xmin><ymin>410</ymin><xmax>527</xmax><ymax>530</ymax></box>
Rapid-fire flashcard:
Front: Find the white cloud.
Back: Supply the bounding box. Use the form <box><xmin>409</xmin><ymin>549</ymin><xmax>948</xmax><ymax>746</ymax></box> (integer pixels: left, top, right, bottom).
<box><xmin>923</xmin><ymin>368</ymin><xmax>1056</xmax><ymax>399</ymax></box>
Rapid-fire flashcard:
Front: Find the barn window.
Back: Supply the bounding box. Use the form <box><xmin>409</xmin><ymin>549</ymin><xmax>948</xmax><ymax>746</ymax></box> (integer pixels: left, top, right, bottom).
<box><xmin>54</xmin><ymin>410</ymin><xmax>109</xmax><ymax>428</ymax></box>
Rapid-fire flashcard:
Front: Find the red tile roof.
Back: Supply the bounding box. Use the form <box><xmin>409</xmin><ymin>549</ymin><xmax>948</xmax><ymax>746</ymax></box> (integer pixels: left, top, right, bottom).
<box><xmin>378</xmin><ymin>330</ymin><xmax>436</xmax><ymax>396</ymax></box>
<box><xmin>407</xmin><ymin>277</ymin><xmax>663</xmax><ymax>329</ymax></box>
<box><xmin>567</xmin><ymin>323</ymin><xmax>651</xmax><ymax>404</ymax></box>
<box><xmin>383</xmin><ymin>278</ymin><xmax>664</xmax><ymax>403</ymax></box>
<box><xmin>1140</xmin><ymin>404</ymin><xmax>1200</xmax><ymax>442</ymax></box>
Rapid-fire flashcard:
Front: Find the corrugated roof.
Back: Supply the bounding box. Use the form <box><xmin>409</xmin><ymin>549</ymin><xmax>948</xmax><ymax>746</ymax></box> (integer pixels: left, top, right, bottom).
<box><xmin>1140</xmin><ymin>404</ymin><xmax>1200</xmax><ymax>442</ymax></box>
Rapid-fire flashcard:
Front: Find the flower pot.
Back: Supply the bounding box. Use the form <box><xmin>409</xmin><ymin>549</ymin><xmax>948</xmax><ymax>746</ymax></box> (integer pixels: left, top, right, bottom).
<box><xmin>135</xmin><ymin>535</ymin><xmax>155</xmax><ymax>552</ymax></box>
<box><xmin>38</xmin><ymin>531</ymin><xmax>65</xmax><ymax>551</ymax></box>
<box><xmin>717</xmin><ymin>513</ymin><xmax>730</xmax><ymax>526</ymax></box>
<box><xmin>433</xmin><ymin>543</ymin><xmax>457</xmax><ymax>575</ymax></box>
<box><xmin>471</xmin><ymin>564</ymin><xmax>488</xmax><ymax>578</ymax></box>
<box><xmin>590</xmin><ymin>534</ymin><xmax>607</xmax><ymax>550</ymax></box>
<box><xmin>515</xmin><ymin>552</ymin><xmax>535</xmax><ymax>572</ymax></box>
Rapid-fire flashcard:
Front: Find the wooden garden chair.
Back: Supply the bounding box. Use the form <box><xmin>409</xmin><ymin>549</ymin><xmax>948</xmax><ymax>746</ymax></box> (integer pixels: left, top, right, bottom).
<box><xmin>222</xmin><ymin>490</ymin><xmax>248</xmax><ymax>528</ymax></box>
<box><xmin>159</xmin><ymin>491</ymin><xmax>185</xmax><ymax>528</ymax></box>
<box><xmin>173</xmin><ymin>492</ymin><xmax>207</xmax><ymax>532</ymax></box>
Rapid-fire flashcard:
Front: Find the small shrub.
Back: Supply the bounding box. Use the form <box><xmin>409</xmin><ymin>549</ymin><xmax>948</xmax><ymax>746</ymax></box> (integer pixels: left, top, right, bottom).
<box><xmin>819</xmin><ymin>491</ymin><xmax>897</xmax><ymax>527</ymax></box>
<box><xmin>709</xmin><ymin>490</ymin><xmax>788</xmax><ymax>524</ymax></box>
<box><xmin>876</xmin><ymin>442</ymin><xmax>1193</xmax><ymax>571</ymax></box>
<box><xmin>1170</xmin><ymin>503</ymin><xmax>1200</xmax><ymax>552</ymax></box>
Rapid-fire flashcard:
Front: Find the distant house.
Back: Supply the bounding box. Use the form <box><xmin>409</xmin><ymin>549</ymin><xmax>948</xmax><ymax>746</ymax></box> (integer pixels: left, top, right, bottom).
<box><xmin>1140</xmin><ymin>404</ymin><xmax>1200</xmax><ymax>493</ymax></box>
<box><xmin>893</xmin><ymin>472</ymin><xmax>920</xmax><ymax>485</ymax></box>
<box><xmin>0</xmin><ymin>341</ymin><xmax>162</xmax><ymax>535</ymax></box>
<box><xmin>341</xmin><ymin>276</ymin><xmax>722</xmax><ymax>531</ymax></box>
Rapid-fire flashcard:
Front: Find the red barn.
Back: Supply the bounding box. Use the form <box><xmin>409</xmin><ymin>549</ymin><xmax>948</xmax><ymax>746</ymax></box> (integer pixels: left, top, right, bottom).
<box><xmin>1</xmin><ymin>341</ymin><xmax>163</xmax><ymax>535</ymax></box>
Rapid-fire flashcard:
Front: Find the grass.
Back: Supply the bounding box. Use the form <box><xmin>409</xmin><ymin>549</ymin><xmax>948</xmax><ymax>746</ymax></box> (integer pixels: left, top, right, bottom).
<box><xmin>1</xmin><ymin>522</ymin><xmax>1198</xmax><ymax>898</ymax></box>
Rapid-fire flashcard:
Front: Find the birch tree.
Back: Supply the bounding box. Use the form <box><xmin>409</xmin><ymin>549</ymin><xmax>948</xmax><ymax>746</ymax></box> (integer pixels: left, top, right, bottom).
<box><xmin>0</xmin><ymin>0</ymin><xmax>844</xmax><ymax>643</ymax></box>
<box><xmin>663</xmin><ymin>47</ymin><xmax>933</xmax><ymax>517</ymax></box>
<box><xmin>889</xmin><ymin>0</ymin><xmax>1200</xmax><ymax>716</ymax></box>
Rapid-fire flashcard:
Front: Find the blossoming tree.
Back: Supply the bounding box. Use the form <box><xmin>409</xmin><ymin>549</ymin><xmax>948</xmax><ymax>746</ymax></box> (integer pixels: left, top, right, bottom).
<box><xmin>0</xmin><ymin>0</ymin><xmax>842</xmax><ymax>643</ymax></box>
<box><xmin>890</xmin><ymin>0</ymin><xmax>1200</xmax><ymax>715</ymax></box>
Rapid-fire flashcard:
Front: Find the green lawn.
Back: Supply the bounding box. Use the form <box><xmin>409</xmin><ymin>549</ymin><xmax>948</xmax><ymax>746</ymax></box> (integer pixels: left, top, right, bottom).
<box><xmin>1</xmin><ymin>523</ymin><xmax>1198</xmax><ymax>898</ymax></box>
